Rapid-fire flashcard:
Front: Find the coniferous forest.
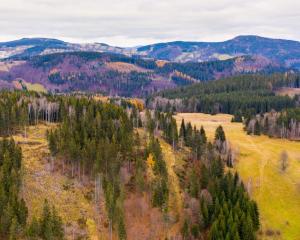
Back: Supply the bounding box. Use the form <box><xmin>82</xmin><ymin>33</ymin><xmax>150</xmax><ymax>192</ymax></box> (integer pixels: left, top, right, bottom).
<box><xmin>149</xmin><ymin>73</ymin><xmax>300</xmax><ymax>115</ymax></box>
<box><xmin>0</xmin><ymin>90</ymin><xmax>264</xmax><ymax>239</ymax></box>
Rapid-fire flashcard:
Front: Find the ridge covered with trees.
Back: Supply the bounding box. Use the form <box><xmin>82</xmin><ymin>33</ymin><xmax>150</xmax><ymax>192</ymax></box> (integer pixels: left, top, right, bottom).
<box><xmin>149</xmin><ymin>73</ymin><xmax>300</xmax><ymax>115</ymax></box>
<box><xmin>0</xmin><ymin>50</ymin><xmax>293</xmax><ymax>96</ymax></box>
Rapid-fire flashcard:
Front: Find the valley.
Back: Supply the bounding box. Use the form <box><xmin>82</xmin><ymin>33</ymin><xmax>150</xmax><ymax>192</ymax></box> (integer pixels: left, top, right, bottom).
<box><xmin>1</xmin><ymin>1</ymin><xmax>300</xmax><ymax>239</ymax></box>
<box><xmin>0</xmin><ymin>80</ymin><xmax>298</xmax><ymax>239</ymax></box>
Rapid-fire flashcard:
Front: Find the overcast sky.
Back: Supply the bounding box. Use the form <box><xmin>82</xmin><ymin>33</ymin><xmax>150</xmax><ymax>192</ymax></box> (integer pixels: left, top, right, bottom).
<box><xmin>0</xmin><ymin>0</ymin><xmax>299</xmax><ymax>47</ymax></box>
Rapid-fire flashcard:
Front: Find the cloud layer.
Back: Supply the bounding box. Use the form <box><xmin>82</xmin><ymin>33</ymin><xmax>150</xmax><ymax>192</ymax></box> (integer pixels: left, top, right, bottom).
<box><xmin>0</xmin><ymin>0</ymin><xmax>299</xmax><ymax>46</ymax></box>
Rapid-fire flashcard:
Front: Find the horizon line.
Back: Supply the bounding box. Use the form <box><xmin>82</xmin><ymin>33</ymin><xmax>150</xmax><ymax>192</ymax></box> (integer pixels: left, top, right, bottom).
<box><xmin>0</xmin><ymin>34</ymin><xmax>300</xmax><ymax>48</ymax></box>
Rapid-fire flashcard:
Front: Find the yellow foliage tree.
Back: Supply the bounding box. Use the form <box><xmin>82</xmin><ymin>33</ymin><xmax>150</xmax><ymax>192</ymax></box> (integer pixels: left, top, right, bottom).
<box><xmin>147</xmin><ymin>153</ymin><xmax>155</xmax><ymax>169</ymax></box>
<box><xmin>128</xmin><ymin>99</ymin><xmax>144</xmax><ymax>111</ymax></box>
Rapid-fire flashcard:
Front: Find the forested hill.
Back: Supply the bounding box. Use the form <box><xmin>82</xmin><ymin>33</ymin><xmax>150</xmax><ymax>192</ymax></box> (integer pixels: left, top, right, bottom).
<box><xmin>0</xmin><ymin>51</ymin><xmax>290</xmax><ymax>96</ymax></box>
<box><xmin>137</xmin><ymin>35</ymin><xmax>300</xmax><ymax>69</ymax></box>
<box><xmin>148</xmin><ymin>73</ymin><xmax>300</xmax><ymax>115</ymax></box>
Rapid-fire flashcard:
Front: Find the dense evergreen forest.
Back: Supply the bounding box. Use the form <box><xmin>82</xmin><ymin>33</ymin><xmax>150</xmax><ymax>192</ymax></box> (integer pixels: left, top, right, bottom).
<box><xmin>0</xmin><ymin>90</ymin><xmax>260</xmax><ymax>239</ymax></box>
<box><xmin>47</xmin><ymin>69</ymin><xmax>153</xmax><ymax>96</ymax></box>
<box><xmin>245</xmin><ymin>108</ymin><xmax>300</xmax><ymax>140</ymax></box>
<box><xmin>0</xmin><ymin>138</ymin><xmax>27</xmax><ymax>239</ymax></box>
<box><xmin>149</xmin><ymin>73</ymin><xmax>300</xmax><ymax>115</ymax></box>
<box><xmin>155</xmin><ymin>56</ymin><xmax>287</xmax><ymax>82</ymax></box>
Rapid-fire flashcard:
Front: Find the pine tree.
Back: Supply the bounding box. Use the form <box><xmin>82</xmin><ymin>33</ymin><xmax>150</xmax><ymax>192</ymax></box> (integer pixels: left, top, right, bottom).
<box><xmin>191</xmin><ymin>224</ymin><xmax>200</xmax><ymax>238</ymax></box>
<box><xmin>40</xmin><ymin>200</ymin><xmax>53</xmax><ymax>240</ymax></box>
<box><xmin>179</xmin><ymin>119</ymin><xmax>186</xmax><ymax>139</ymax></box>
<box><xmin>263</xmin><ymin>116</ymin><xmax>269</xmax><ymax>134</ymax></box>
<box><xmin>254</xmin><ymin>120</ymin><xmax>261</xmax><ymax>135</ymax></box>
<box><xmin>240</xmin><ymin>214</ymin><xmax>255</xmax><ymax>240</ymax></box>
<box><xmin>9</xmin><ymin>217</ymin><xmax>18</xmax><ymax>240</ymax></box>
<box><xmin>209</xmin><ymin>221</ymin><xmax>220</xmax><ymax>240</ymax></box>
<box><xmin>181</xmin><ymin>219</ymin><xmax>189</xmax><ymax>240</ymax></box>
<box><xmin>200</xmin><ymin>126</ymin><xmax>207</xmax><ymax>144</ymax></box>
<box><xmin>215</xmin><ymin>125</ymin><xmax>226</xmax><ymax>142</ymax></box>
<box><xmin>27</xmin><ymin>216</ymin><xmax>40</xmax><ymax>239</ymax></box>
<box><xmin>250</xmin><ymin>201</ymin><xmax>260</xmax><ymax>231</ymax></box>
<box><xmin>200</xmin><ymin>198</ymin><xmax>210</xmax><ymax>228</ymax></box>
<box><xmin>118</xmin><ymin>215</ymin><xmax>127</xmax><ymax>240</ymax></box>
<box><xmin>51</xmin><ymin>206</ymin><xmax>64</xmax><ymax>239</ymax></box>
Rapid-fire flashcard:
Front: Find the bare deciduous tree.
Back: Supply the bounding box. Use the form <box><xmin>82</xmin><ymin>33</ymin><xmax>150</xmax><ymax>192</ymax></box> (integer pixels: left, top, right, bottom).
<box><xmin>279</xmin><ymin>150</ymin><xmax>289</xmax><ymax>172</ymax></box>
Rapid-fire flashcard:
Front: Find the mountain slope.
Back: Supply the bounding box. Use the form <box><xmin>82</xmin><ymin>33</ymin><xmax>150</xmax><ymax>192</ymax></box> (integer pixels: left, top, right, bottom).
<box><xmin>0</xmin><ymin>51</ymin><xmax>288</xmax><ymax>96</ymax></box>
<box><xmin>0</xmin><ymin>52</ymin><xmax>165</xmax><ymax>96</ymax></box>
<box><xmin>137</xmin><ymin>35</ymin><xmax>300</xmax><ymax>68</ymax></box>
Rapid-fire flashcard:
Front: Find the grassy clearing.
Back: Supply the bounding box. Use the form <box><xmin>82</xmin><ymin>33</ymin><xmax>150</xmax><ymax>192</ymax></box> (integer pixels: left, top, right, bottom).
<box><xmin>174</xmin><ymin>113</ymin><xmax>300</xmax><ymax>240</ymax></box>
<box><xmin>105</xmin><ymin>62</ymin><xmax>149</xmax><ymax>73</ymax></box>
<box><xmin>13</xmin><ymin>124</ymin><xmax>109</xmax><ymax>240</ymax></box>
<box><xmin>24</xmin><ymin>82</ymin><xmax>47</xmax><ymax>93</ymax></box>
<box><xmin>12</xmin><ymin>79</ymin><xmax>47</xmax><ymax>93</ymax></box>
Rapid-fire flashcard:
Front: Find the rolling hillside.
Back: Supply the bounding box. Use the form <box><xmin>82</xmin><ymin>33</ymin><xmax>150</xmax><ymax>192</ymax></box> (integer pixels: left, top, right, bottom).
<box><xmin>0</xmin><ymin>51</ymin><xmax>289</xmax><ymax>96</ymax></box>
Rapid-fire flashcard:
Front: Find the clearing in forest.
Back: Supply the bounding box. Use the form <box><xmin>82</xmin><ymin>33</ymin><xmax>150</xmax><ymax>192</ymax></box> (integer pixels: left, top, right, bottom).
<box><xmin>13</xmin><ymin>124</ymin><xmax>109</xmax><ymax>240</ymax></box>
<box><xmin>174</xmin><ymin>113</ymin><xmax>300</xmax><ymax>240</ymax></box>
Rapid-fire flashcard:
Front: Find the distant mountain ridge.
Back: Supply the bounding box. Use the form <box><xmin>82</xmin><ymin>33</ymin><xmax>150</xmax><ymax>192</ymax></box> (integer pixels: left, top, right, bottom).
<box><xmin>1</xmin><ymin>35</ymin><xmax>300</xmax><ymax>69</ymax></box>
<box><xmin>0</xmin><ymin>38</ymin><xmax>133</xmax><ymax>60</ymax></box>
<box><xmin>0</xmin><ymin>35</ymin><xmax>298</xmax><ymax>96</ymax></box>
<box><xmin>136</xmin><ymin>35</ymin><xmax>300</xmax><ymax>69</ymax></box>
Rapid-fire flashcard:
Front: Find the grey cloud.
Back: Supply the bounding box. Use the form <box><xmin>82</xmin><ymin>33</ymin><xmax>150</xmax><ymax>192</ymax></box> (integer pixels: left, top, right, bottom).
<box><xmin>0</xmin><ymin>0</ymin><xmax>299</xmax><ymax>46</ymax></box>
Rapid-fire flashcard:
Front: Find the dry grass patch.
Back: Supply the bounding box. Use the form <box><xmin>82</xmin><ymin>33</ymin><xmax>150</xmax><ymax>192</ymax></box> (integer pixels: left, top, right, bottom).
<box><xmin>12</xmin><ymin>79</ymin><xmax>47</xmax><ymax>93</ymax></box>
<box><xmin>105</xmin><ymin>62</ymin><xmax>149</xmax><ymax>73</ymax></box>
<box><xmin>156</xmin><ymin>60</ymin><xmax>169</xmax><ymax>68</ymax></box>
<box><xmin>14</xmin><ymin>124</ymin><xmax>109</xmax><ymax>240</ymax></box>
<box><xmin>159</xmin><ymin>138</ymin><xmax>185</xmax><ymax>238</ymax></box>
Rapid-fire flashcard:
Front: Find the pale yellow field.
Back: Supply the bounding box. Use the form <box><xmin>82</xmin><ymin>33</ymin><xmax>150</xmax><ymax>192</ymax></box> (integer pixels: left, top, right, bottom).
<box><xmin>12</xmin><ymin>80</ymin><xmax>47</xmax><ymax>93</ymax></box>
<box><xmin>25</xmin><ymin>82</ymin><xmax>47</xmax><ymax>93</ymax></box>
<box><xmin>175</xmin><ymin>113</ymin><xmax>300</xmax><ymax>240</ymax></box>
